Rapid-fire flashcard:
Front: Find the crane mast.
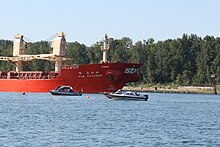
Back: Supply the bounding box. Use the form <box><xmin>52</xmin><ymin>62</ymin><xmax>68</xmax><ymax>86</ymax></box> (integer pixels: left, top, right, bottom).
<box><xmin>0</xmin><ymin>32</ymin><xmax>69</xmax><ymax>72</ymax></box>
<box><xmin>101</xmin><ymin>34</ymin><xmax>110</xmax><ymax>63</ymax></box>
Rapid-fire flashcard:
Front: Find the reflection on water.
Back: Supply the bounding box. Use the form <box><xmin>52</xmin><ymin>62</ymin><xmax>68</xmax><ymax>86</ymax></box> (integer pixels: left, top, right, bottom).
<box><xmin>0</xmin><ymin>92</ymin><xmax>219</xmax><ymax>146</ymax></box>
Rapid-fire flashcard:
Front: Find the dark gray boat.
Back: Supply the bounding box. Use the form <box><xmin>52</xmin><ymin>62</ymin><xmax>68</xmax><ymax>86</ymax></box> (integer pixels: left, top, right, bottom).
<box><xmin>50</xmin><ymin>86</ymin><xmax>82</xmax><ymax>96</ymax></box>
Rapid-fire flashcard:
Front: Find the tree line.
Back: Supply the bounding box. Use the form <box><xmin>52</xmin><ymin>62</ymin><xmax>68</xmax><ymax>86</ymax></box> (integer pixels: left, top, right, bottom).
<box><xmin>0</xmin><ymin>34</ymin><xmax>220</xmax><ymax>86</ymax></box>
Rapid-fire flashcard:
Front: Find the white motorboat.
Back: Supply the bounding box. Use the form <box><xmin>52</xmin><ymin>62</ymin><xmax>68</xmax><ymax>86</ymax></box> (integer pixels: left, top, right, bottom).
<box><xmin>106</xmin><ymin>90</ymin><xmax>148</xmax><ymax>101</ymax></box>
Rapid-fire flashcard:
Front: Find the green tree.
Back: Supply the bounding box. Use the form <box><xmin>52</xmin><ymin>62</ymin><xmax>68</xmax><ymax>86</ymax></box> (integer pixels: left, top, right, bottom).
<box><xmin>67</xmin><ymin>42</ymin><xmax>89</xmax><ymax>64</ymax></box>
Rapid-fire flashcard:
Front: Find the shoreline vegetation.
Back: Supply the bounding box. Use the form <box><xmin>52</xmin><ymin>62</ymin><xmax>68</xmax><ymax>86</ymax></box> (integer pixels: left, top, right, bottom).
<box><xmin>123</xmin><ymin>84</ymin><xmax>219</xmax><ymax>95</ymax></box>
<box><xmin>1</xmin><ymin>35</ymin><xmax>220</xmax><ymax>90</ymax></box>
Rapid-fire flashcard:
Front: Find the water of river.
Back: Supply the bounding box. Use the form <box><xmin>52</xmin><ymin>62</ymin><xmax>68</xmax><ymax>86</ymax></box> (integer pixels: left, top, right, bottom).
<box><xmin>0</xmin><ymin>92</ymin><xmax>219</xmax><ymax>147</ymax></box>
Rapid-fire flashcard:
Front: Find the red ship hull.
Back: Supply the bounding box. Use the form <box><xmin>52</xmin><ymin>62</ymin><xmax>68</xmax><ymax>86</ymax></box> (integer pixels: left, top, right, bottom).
<box><xmin>0</xmin><ymin>62</ymin><xmax>141</xmax><ymax>93</ymax></box>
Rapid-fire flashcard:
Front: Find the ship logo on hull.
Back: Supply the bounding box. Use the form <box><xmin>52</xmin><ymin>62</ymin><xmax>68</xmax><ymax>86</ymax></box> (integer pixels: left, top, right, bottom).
<box><xmin>124</xmin><ymin>68</ymin><xmax>137</xmax><ymax>74</ymax></box>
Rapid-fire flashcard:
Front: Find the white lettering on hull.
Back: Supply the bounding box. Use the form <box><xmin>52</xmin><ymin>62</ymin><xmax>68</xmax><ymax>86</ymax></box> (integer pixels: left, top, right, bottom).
<box><xmin>124</xmin><ymin>68</ymin><xmax>137</xmax><ymax>74</ymax></box>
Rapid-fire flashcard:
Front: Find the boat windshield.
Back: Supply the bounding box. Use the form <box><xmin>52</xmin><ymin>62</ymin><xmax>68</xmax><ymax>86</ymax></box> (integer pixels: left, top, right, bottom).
<box><xmin>125</xmin><ymin>91</ymin><xmax>134</xmax><ymax>95</ymax></box>
<box><xmin>115</xmin><ymin>90</ymin><xmax>124</xmax><ymax>94</ymax></box>
<box><xmin>59</xmin><ymin>87</ymin><xmax>70</xmax><ymax>92</ymax></box>
<box><xmin>55</xmin><ymin>86</ymin><xmax>61</xmax><ymax>90</ymax></box>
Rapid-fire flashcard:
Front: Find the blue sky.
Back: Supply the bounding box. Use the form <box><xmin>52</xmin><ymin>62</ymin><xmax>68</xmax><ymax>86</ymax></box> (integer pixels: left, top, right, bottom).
<box><xmin>0</xmin><ymin>0</ymin><xmax>220</xmax><ymax>45</ymax></box>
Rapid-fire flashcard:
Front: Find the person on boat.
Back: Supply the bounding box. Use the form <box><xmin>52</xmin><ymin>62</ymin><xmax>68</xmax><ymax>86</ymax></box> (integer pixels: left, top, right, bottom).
<box><xmin>64</xmin><ymin>89</ymin><xmax>69</xmax><ymax>92</ymax></box>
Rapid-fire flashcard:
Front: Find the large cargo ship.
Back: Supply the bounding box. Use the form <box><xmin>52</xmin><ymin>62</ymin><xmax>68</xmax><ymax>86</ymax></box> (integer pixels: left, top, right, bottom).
<box><xmin>0</xmin><ymin>33</ymin><xmax>141</xmax><ymax>93</ymax></box>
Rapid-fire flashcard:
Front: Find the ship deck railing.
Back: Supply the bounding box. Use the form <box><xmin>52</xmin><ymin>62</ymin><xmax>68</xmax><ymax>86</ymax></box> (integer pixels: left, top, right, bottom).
<box><xmin>63</xmin><ymin>64</ymin><xmax>79</xmax><ymax>69</ymax></box>
<box><xmin>0</xmin><ymin>71</ymin><xmax>60</xmax><ymax>80</ymax></box>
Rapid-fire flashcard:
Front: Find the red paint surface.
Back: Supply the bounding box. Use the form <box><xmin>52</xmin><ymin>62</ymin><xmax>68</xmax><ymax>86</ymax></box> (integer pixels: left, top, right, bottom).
<box><xmin>0</xmin><ymin>62</ymin><xmax>141</xmax><ymax>93</ymax></box>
